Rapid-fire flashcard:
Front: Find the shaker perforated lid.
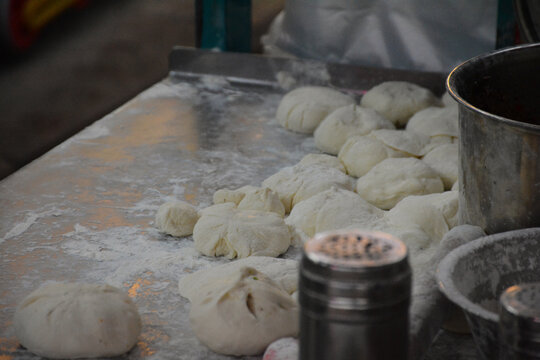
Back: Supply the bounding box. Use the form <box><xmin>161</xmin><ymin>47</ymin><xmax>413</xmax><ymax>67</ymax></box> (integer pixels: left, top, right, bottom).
<box><xmin>304</xmin><ymin>229</ymin><xmax>408</xmax><ymax>269</ymax></box>
<box><xmin>299</xmin><ymin>229</ymin><xmax>411</xmax><ymax>314</ymax></box>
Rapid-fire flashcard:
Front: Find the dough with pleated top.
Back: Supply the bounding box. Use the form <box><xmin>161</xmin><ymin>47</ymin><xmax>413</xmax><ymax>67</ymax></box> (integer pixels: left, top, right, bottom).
<box><xmin>213</xmin><ymin>186</ymin><xmax>285</xmax><ymax>217</ymax></box>
<box><xmin>193</xmin><ymin>203</ymin><xmax>291</xmax><ymax>259</ymax></box>
<box><xmin>14</xmin><ymin>283</ymin><xmax>141</xmax><ymax>359</ymax></box>
<box><xmin>356</xmin><ymin>157</ymin><xmax>444</xmax><ymax>210</ymax></box>
<box><xmin>276</xmin><ymin>86</ymin><xmax>354</xmax><ymax>134</ymax></box>
<box><xmin>179</xmin><ymin>259</ymin><xmax>298</xmax><ymax>356</ymax></box>
<box><xmin>286</xmin><ymin>187</ymin><xmax>384</xmax><ymax>239</ymax></box>
<box><xmin>262</xmin><ymin>163</ymin><xmax>354</xmax><ymax>213</ymax></box>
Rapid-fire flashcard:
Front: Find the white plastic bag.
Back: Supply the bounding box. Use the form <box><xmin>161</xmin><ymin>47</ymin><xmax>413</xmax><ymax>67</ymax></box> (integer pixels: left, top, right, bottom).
<box><xmin>263</xmin><ymin>0</ymin><xmax>498</xmax><ymax>72</ymax></box>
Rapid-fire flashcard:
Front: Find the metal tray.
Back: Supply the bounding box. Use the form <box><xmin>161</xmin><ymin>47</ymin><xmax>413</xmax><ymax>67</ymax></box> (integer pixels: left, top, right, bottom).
<box><xmin>0</xmin><ymin>47</ymin><xmax>448</xmax><ymax>359</ymax></box>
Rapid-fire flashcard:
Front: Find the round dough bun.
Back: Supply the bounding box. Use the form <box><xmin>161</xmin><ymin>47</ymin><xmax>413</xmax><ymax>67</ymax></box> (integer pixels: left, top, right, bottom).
<box><xmin>385</xmin><ymin>191</ymin><xmax>458</xmax><ymax>243</ymax></box>
<box><xmin>297</xmin><ymin>153</ymin><xmax>346</xmax><ymax>173</ymax></box>
<box><xmin>193</xmin><ymin>203</ymin><xmax>291</xmax><ymax>259</ymax></box>
<box><xmin>262</xmin><ymin>163</ymin><xmax>354</xmax><ymax>213</ymax></box>
<box><xmin>155</xmin><ymin>201</ymin><xmax>199</xmax><ymax>237</ymax></box>
<box><xmin>369</xmin><ymin>129</ymin><xmax>429</xmax><ymax>157</ymax></box>
<box><xmin>186</xmin><ymin>267</ymin><xmax>298</xmax><ymax>356</ymax></box>
<box><xmin>276</xmin><ymin>86</ymin><xmax>354</xmax><ymax>134</ymax></box>
<box><xmin>356</xmin><ymin>157</ymin><xmax>444</xmax><ymax>210</ymax></box>
<box><xmin>338</xmin><ymin>136</ymin><xmax>406</xmax><ymax>178</ymax></box>
<box><xmin>213</xmin><ymin>186</ymin><xmax>285</xmax><ymax>217</ymax></box>
<box><xmin>360</xmin><ymin>81</ymin><xmax>441</xmax><ymax>126</ymax></box>
<box><xmin>422</xmin><ymin>143</ymin><xmax>458</xmax><ymax>190</ymax></box>
<box><xmin>286</xmin><ymin>187</ymin><xmax>384</xmax><ymax>238</ymax></box>
<box><xmin>406</xmin><ymin>106</ymin><xmax>458</xmax><ymax>139</ymax></box>
<box><xmin>314</xmin><ymin>104</ymin><xmax>394</xmax><ymax>155</ymax></box>
<box><xmin>14</xmin><ymin>283</ymin><xmax>141</xmax><ymax>359</ymax></box>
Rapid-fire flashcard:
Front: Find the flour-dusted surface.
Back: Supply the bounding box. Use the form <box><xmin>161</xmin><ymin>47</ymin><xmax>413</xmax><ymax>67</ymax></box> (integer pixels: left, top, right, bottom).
<box><xmin>0</xmin><ymin>49</ymin><xmax>459</xmax><ymax>359</ymax></box>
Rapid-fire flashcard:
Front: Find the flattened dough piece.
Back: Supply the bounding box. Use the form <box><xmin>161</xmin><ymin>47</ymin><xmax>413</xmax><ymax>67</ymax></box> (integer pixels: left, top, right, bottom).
<box><xmin>276</xmin><ymin>86</ymin><xmax>354</xmax><ymax>134</ymax></box>
<box><xmin>185</xmin><ymin>267</ymin><xmax>298</xmax><ymax>356</ymax></box>
<box><xmin>356</xmin><ymin>157</ymin><xmax>444</xmax><ymax>210</ymax></box>
<box><xmin>262</xmin><ymin>164</ymin><xmax>354</xmax><ymax>213</ymax></box>
<box><xmin>286</xmin><ymin>187</ymin><xmax>384</xmax><ymax>238</ymax></box>
<box><xmin>193</xmin><ymin>203</ymin><xmax>291</xmax><ymax>259</ymax></box>
<box><xmin>155</xmin><ymin>201</ymin><xmax>199</xmax><ymax>237</ymax></box>
<box><xmin>14</xmin><ymin>283</ymin><xmax>141</xmax><ymax>359</ymax></box>
<box><xmin>422</xmin><ymin>143</ymin><xmax>458</xmax><ymax>190</ymax></box>
<box><xmin>297</xmin><ymin>153</ymin><xmax>346</xmax><ymax>173</ymax></box>
<box><xmin>314</xmin><ymin>104</ymin><xmax>394</xmax><ymax>155</ymax></box>
<box><xmin>179</xmin><ymin>256</ymin><xmax>299</xmax><ymax>300</ymax></box>
<box><xmin>360</xmin><ymin>81</ymin><xmax>441</xmax><ymax>126</ymax></box>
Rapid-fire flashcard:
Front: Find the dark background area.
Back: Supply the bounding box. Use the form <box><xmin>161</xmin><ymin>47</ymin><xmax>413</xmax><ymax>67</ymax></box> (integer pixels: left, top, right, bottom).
<box><xmin>0</xmin><ymin>0</ymin><xmax>283</xmax><ymax>180</ymax></box>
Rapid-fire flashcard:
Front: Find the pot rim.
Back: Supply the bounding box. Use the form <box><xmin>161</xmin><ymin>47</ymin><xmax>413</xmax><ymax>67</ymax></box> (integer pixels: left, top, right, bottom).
<box><xmin>446</xmin><ymin>43</ymin><xmax>540</xmax><ymax>133</ymax></box>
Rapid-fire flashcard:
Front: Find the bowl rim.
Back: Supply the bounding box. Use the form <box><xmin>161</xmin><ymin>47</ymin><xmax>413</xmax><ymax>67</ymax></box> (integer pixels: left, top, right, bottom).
<box><xmin>436</xmin><ymin>227</ymin><xmax>540</xmax><ymax>323</ymax></box>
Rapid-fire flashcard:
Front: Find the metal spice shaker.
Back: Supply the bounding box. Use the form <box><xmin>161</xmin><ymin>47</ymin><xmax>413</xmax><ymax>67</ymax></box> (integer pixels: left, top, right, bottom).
<box><xmin>499</xmin><ymin>283</ymin><xmax>540</xmax><ymax>359</ymax></box>
<box><xmin>298</xmin><ymin>229</ymin><xmax>411</xmax><ymax>360</ymax></box>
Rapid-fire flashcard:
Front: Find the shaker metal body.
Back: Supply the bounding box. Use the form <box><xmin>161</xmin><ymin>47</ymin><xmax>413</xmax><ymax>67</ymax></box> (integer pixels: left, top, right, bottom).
<box><xmin>299</xmin><ymin>229</ymin><xmax>411</xmax><ymax>360</ymax></box>
<box><xmin>499</xmin><ymin>283</ymin><xmax>540</xmax><ymax>359</ymax></box>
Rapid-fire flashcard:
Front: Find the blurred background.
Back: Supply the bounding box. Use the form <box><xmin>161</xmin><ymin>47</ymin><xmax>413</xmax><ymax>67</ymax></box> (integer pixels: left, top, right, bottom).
<box><xmin>1</xmin><ymin>0</ymin><xmax>536</xmax><ymax>181</ymax></box>
<box><xmin>0</xmin><ymin>0</ymin><xmax>284</xmax><ymax>180</ymax></box>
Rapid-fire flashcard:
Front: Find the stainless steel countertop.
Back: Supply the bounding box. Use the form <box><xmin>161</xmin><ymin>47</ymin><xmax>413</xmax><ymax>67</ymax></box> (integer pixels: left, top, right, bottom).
<box><xmin>0</xmin><ymin>47</ymin><xmax>475</xmax><ymax>359</ymax></box>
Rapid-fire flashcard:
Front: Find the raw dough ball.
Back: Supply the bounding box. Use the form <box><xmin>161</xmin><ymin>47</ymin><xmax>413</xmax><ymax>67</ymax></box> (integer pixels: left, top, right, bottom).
<box><xmin>213</xmin><ymin>185</ymin><xmax>258</xmax><ymax>205</ymax></box>
<box><xmin>276</xmin><ymin>86</ymin><xmax>355</xmax><ymax>134</ymax></box>
<box><xmin>422</xmin><ymin>143</ymin><xmax>458</xmax><ymax>190</ymax></box>
<box><xmin>14</xmin><ymin>283</ymin><xmax>141</xmax><ymax>359</ymax></box>
<box><xmin>377</xmin><ymin>224</ymin><xmax>433</xmax><ymax>258</ymax></box>
<box><xmin>213</xmin><ymin>186</ymin><xmax>285</xmax><ymax>217</ymax></box>
<box><xmin>182</xmin><ymin>267</ymin><xmax>298</xmax><ymax>356</ymax></box>
<box><xmin>155</xmin><ymin>201</ymin><xmax>199</xmax><ymax>237</ymax></box>
<box><xmin>286</xmin><ymin>187</ymin><xmax>384</xmax><ymax>238</ymax></box>
<box><xmin>406</xmin><ymin>106</ymin><xmax>458</xmax><ymax>139</ymax></box>
<box><xmin>179</xmin><ymin>256</ymin><xmax>299</xmax><ymax>300</ymax></box>
<box><xmin>238</xmin><ymin>187</ymin><xmax>286</xmax><ymax>217</ymax></box>
<box><xmin>369</xmin><ymin>129</ymin><xmax>430</xmax><ymax>157</ymax></box>
<box><xmin>262</xmin><ymin>164</ymin><xmax>354</xmax><ymax>213</ymax></box>
<box><xmin>314</xmin><ymin>104</ymin><xmax>394</xmax><ymax>155</ymax></box>
<box><xmin>386</xmin><ymin>191</ymin><xmax>459</xmax><ymax>243</ymax></box>
<box><xmin>297</xmin><ymin>153</ymin><xmax>346</xmax><ymax>173</ymax></box>
<box><xmin>360</xmin><ymin>81</ymin><xmax>441</xmax><ymax>126</ymax></box>
<box><xmin>356</xmin><ymin>157</ymin><xmax>444</xmax><ymax>210</ymax></box>
<box><xmin>338</xmin><ymin>136</ymin><xmax>398</xmax><ymax>178</ymax></box>
<box><xmin>193</xmin><ymin>203</ymin><xmax>291</xmax><ymax>259</ymax></box>
<box><xmin>442</xmin><ymin>91</ymin><xmax>459</xmax><ymax>108</ymax></box>
<box><xmin>263</xmin><ymin>337</ymin><xmax>298</xmax><ymax>360</ymax></box>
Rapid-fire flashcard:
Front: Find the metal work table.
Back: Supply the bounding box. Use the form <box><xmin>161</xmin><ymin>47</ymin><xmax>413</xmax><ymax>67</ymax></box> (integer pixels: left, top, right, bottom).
<box><xmin>0</xmin><ymin>47</ymin><xmax>477</xmax><ymax>359</ymax></box>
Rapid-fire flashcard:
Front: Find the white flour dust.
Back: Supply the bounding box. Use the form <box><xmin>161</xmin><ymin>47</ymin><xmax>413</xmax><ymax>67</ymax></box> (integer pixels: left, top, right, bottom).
<box><xmin>1</xmin><ymin>208</ymin><xmax>64</xmax><ymax>244</ymax></box>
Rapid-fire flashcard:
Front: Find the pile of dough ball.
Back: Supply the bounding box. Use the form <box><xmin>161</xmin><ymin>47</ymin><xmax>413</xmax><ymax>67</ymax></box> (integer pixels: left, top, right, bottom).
<box><xmin>159</xmin><ymin>81</ymin><xmax>460</xmax><ymax>357</ymax></box>
<box><xmin>272</xmin><ymin>81</ymin><xmax>460</xmax><ymax>259</ymax></box>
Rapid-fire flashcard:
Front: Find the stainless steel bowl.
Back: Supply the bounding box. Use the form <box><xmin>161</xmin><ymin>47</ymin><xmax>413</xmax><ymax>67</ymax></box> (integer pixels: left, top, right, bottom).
<box><xmin>437</xmin><ymin>228</ymin><xmax>540</xmax><ymax>359</ymax></box>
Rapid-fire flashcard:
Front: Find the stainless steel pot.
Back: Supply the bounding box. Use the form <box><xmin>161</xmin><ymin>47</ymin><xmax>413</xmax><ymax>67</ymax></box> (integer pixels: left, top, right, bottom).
<box><xmin>447</xmin><ymin>43</ymin><xmax>540</xmax><ymax>234</ymax></box>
